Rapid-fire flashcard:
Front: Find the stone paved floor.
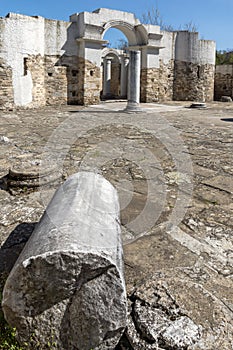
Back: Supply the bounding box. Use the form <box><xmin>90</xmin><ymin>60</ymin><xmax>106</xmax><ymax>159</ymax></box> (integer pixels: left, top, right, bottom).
<box><xmin>0</xmin><ymin>101</ymin><xmax>232</xmax><ymax>349</ymax></box>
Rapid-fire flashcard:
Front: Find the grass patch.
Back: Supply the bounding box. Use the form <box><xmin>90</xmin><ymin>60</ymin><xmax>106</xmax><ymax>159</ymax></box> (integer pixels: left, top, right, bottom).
<box><xmin>0</xmin><ymin>286</ymin><xmax>24</xmax><ymax>350</ymax></box>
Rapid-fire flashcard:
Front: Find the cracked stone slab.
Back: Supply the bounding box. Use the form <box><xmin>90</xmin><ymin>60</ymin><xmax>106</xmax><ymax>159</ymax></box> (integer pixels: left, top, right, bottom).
<box><xmin>119</xmin><ymin>275</ymin><xmax>232</xmax><ymax>350</ymax></box>
<box><xmin>202</xmin><ymin>175</ymin><xmax>233</xmax><ymax>194</ymax></box>
<box><xmin>123</xmin><ymin>279</ymin><xmax>201</xmax><ymax>349</ymax></box>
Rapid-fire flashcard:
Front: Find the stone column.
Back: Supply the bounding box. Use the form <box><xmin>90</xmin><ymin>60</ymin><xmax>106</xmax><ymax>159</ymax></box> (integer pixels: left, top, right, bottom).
<box><xmin>2</xmin><ymin>172</ymin><xmax>127</xmax><ymax>350</ymax></box>
<box><xmin>103</xmin><ymin>57</ymin><xmax>112</xmax><ymax>97</ymax></box>
<box><xmin>120</xmin><ymin>56</ymin><xmax>129</xmax><ymax>98</ymax></box>
<box><xmin>126</xmin><ymin>50</ymin><xmax>141</xmax><ymax>111</ymax></box>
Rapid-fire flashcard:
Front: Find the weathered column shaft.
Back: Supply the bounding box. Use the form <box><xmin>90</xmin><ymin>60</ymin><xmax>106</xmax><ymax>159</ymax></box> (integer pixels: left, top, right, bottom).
<box><xmin>120</xmin><ymin>57</ymin><xmax>129</xmax><ymax>98</ymax></box>
<box><xmin>2</xmin><ymin>172</ymin><xmax>127</xmax><ymax>350</ymax></box>
<box><xmin>103</xmin><ymin>58</ymin><xmax>112</xmax><ymax>96</ymax></box>
<box><xmin>127</xmin><ymin>50</ymin><xmax>141</xmax><ymax>109</ymax></box>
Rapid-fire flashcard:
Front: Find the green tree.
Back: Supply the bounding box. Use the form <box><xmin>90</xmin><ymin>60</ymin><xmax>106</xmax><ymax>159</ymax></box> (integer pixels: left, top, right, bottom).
<box><xmin>216</xmin><ymin>49</ymin><xmax>233</xmax><ymax>65</ymax></box>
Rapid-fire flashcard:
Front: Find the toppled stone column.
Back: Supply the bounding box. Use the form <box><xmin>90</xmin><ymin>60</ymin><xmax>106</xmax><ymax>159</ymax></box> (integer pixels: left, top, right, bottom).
<box><xmin>2</xmin><ymin>172</ymin><xmax>127</xmax><ymax>350</ymax></box>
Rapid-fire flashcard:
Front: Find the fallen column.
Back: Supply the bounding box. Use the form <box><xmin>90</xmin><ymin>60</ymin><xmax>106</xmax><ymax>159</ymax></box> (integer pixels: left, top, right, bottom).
<box><xmin>2</xmin><ymin>171</ymin><xmax>127</xmax><ymax>350</ymax></box>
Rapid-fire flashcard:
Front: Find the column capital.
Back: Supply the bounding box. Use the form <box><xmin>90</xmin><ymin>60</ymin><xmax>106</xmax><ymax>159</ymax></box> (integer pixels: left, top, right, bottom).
<box><xmin>127</xmin><ymin>46</ymin><xmax>142</xmax><ymax>51</ymax></box>
<box><xmin>120</xmin><ymin>55</ymin><xmax>129</xmax><ymax>65</ymax></box>
<box><xmin>103</xmin><ymin>56</ymin><xmax>114</xmax><ymax>63</ymax></box>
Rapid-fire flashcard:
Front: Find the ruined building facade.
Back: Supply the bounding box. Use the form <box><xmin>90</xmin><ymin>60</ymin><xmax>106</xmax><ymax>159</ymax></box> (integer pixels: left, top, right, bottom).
<box><xmin>0</xmin><ymin>8</ymin><xmax>216</xmax><ymax>110</ymax></box>
<box><xmin>214</xmin><ymin>65</ymin><xmax>233</xmax><ymax>100</ymax></box>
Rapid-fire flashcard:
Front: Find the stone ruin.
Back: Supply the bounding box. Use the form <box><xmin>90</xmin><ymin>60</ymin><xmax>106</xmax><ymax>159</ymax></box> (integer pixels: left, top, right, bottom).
<box><xmin>0</xmin><ymin>8</ymin><xmax>216</xmax><ymax>110</ymax></box>
<box><xmin>214</xmin><ymin>64</ymin><xmax>233</xmax><ymax>101</ymax></box>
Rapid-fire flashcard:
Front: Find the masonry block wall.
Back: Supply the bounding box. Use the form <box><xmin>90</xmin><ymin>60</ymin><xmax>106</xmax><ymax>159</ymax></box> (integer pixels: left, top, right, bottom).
<box><xmin>140</xmin><ymin>31</ymin><xmax>215</xmax><ymax>103</ymax></box>
<box><xmin>81</xmin><ymin>58</ymin><xmax>101</xmax><ymax>105</ymax></box>
<box><xmin>173</xmin><ymin>61</ymin><xmax>215</xmax><ymax>101</ymax></box>
<box><xmin>140</xmin><ymin>60</ymin><xmax>175</xmax><ymax>103</ymax></box>
<box><xmin>44</xmin><ymin>56</ymin><xmax>67</xmax><ymax>105</ymax></box>
<box><xmin>172</xmin><ymin>32</ymin><xmax>215</xmax><ymax>102</ymax></box>
<box><xmin>0</xmin><ymin>58</ymin><xmax>14</xmax><ymax>110</ymax></box>
<box><xmin>214</xmin><ymin>65</ymin><xmax>233</xmax><ymax>100</ymax></box>
<box><xmin>0</xmin><ymin>13</ymin><xmax>77</xmax><ymax>109</ymax></box>
<box><xmin>140</xmin><ymin>68</ymin><xmax>160</xmax><ymax>102</ymax></box>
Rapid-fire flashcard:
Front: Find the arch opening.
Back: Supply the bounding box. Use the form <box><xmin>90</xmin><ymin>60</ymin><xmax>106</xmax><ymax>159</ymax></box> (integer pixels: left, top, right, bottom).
<box><xmin>101</xmin><ymin>28</ymin><xmax>129</xmax><ymax>100</ymax></box>
<box><xmin>102</xmin><ymin>20</ymin><xmax>138</xmax><ymax>46</ymax></box>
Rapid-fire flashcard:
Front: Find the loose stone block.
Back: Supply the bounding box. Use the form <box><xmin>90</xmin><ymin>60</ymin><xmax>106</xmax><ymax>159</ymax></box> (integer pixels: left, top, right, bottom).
<box><xmin>2</xmin><ymin>171</ymin><xmax>127</xmax><ymax>350</ymax></box>
<box><xmin>189</xmin><ymin>102</ymin><xmax>207</xmax><ymax>109</ymax></box>
<box><xmin>221</xmin><ymin>95</ymin><xmax>232</xmax><ymax>102</ymax></box>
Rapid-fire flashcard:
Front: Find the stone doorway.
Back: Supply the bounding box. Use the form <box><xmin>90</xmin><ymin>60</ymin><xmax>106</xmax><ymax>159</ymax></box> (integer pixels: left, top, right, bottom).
<box><xmin>101</xmin><ymin>48</ymin><xmax>129</xmax><ymax>100</ymax></box>
<box><xmin>74</xmin><ymin>8</ymin><xmax>158</xmax><ymax>105</ymax></box>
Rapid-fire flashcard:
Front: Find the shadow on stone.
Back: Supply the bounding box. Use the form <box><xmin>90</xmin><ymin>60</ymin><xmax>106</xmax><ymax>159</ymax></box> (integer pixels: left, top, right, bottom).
<box><xmin>0</xmin><ymin>222</ymin><xmax>36</xmax><ymax>277</ymax></box>
<box><xmin>0</xmin><ymin>175</ymin><xmax>8</xmax><ymax>191</ymax></box>
<box><xmin>220</xmin><ymin>118</ymin><xmax>233</xmax><ymax>122</ymax></box>
<box><xmin>68</xmin><ymin>110</ymin><xmax>126</xmax><ymax>114</ymax></box>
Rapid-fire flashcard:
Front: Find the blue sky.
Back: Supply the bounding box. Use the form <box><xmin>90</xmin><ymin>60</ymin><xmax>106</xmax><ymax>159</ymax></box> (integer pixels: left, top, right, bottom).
<box><xmin>0</xmin><ymin>0</ymin><xmax>232</xmax><ymax>50</ymax></box>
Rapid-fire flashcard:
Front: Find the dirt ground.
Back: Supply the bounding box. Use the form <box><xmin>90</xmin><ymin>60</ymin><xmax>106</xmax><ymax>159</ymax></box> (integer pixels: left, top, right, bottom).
<box><xmin>0</xmin><ymin>100</ymin><xmax>232</xmax><ymax>349</ymax></box>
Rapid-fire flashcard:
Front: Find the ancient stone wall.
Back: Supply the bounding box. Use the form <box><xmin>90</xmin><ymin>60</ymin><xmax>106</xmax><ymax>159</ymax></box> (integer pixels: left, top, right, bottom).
<box><xmin>26</xmin><ymin>55</ymin><xmax>46</xmax><ymax>108</ymax></box>
<box><xmin>140</xmin><ymin>60</ymin><xmax>174</xmax><ymax>103</ymax></box>
<box><xmin>17</xmin><ymin>53</ymin><xmax>72</xmax><ymax>107</ymax></box>
<box><xmin>25</xmin><ymin>54</ymin><xmax>68</xmax><ymax>108</ymax></box>
<box><xmin>78</xmin><ymin>58</ymin><xmax>101</xmax><ymax>105</ymax></box>
<box><xmin>172</xmin><ymin>32</ymin><xmax>215</xmax><ymax>102</ymax></box>
<box><xmin>173</xmin><ymin>61</ymin><xmax>215</xmax><ymax>102</ymax></box>
<box><xmin>0</xmin><ymin>58</ymin><xmax>14</xmax><ymax>110</ymax></box>
<box><xmin>44</xmin><ymin>56</ymin><xmax>68</xmax><ymax>105</ymax></box>
<box><xmin>214</xmin><ymin>65</ymin><xmax>233</xmax><ymax>100</ymax></box>
<box><xmin>158</xmin><ymin>59</ymin><xmax>175</xmax><ymax>101</ymax></box>
<box><xmin>54</xmin><ymin>55</ymin><xmax>80</xmax><ymax>105</ymax></box>
<box><xmin>140</xmin><ymin>68</ymin><xmax>159</xmax><ymax>102</ymax></box>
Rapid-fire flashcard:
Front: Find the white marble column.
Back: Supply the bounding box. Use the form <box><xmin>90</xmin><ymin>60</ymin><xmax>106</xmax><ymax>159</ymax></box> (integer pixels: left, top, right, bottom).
<box><xmin>2</xmin><ymin>172</ymin><xmax>127</xmax><ymax>349</ymax></box>
<box><xmin>126</xmin><ymin>50</ymin><xmax>141</xmax><ymax>111</ymax></box>
<box><xmin>120</xmin><ymin>56</ymin><xmax>129</xmax><ymax>98</ymax></box>
<box><xmin>103</xmin><ymin>57</ymin><xmax>112</xmax><ymax>97</ymax></box>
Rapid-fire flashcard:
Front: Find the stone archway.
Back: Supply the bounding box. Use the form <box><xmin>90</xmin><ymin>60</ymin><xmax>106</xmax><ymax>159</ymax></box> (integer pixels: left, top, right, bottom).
<box><xmin>101</xmin><ymin>48</ymin><xmax>129</xmax><ymax>100</ymax></box>
<box><xmin>73</xmin><ymin>8</ymin><xmax>163</xmax><ymax>105</ymax></box>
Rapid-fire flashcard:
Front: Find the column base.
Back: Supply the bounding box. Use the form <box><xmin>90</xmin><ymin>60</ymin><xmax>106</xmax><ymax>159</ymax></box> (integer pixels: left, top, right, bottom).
<box><xmin>124</xmin><ymin>101</ymin><xmax>144</xmax><ymax>113</ymax></box>
<box><xmin>102</xmin><ymin>93</ymin><xmax>113</xmax><ymax>100</ymax></box>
